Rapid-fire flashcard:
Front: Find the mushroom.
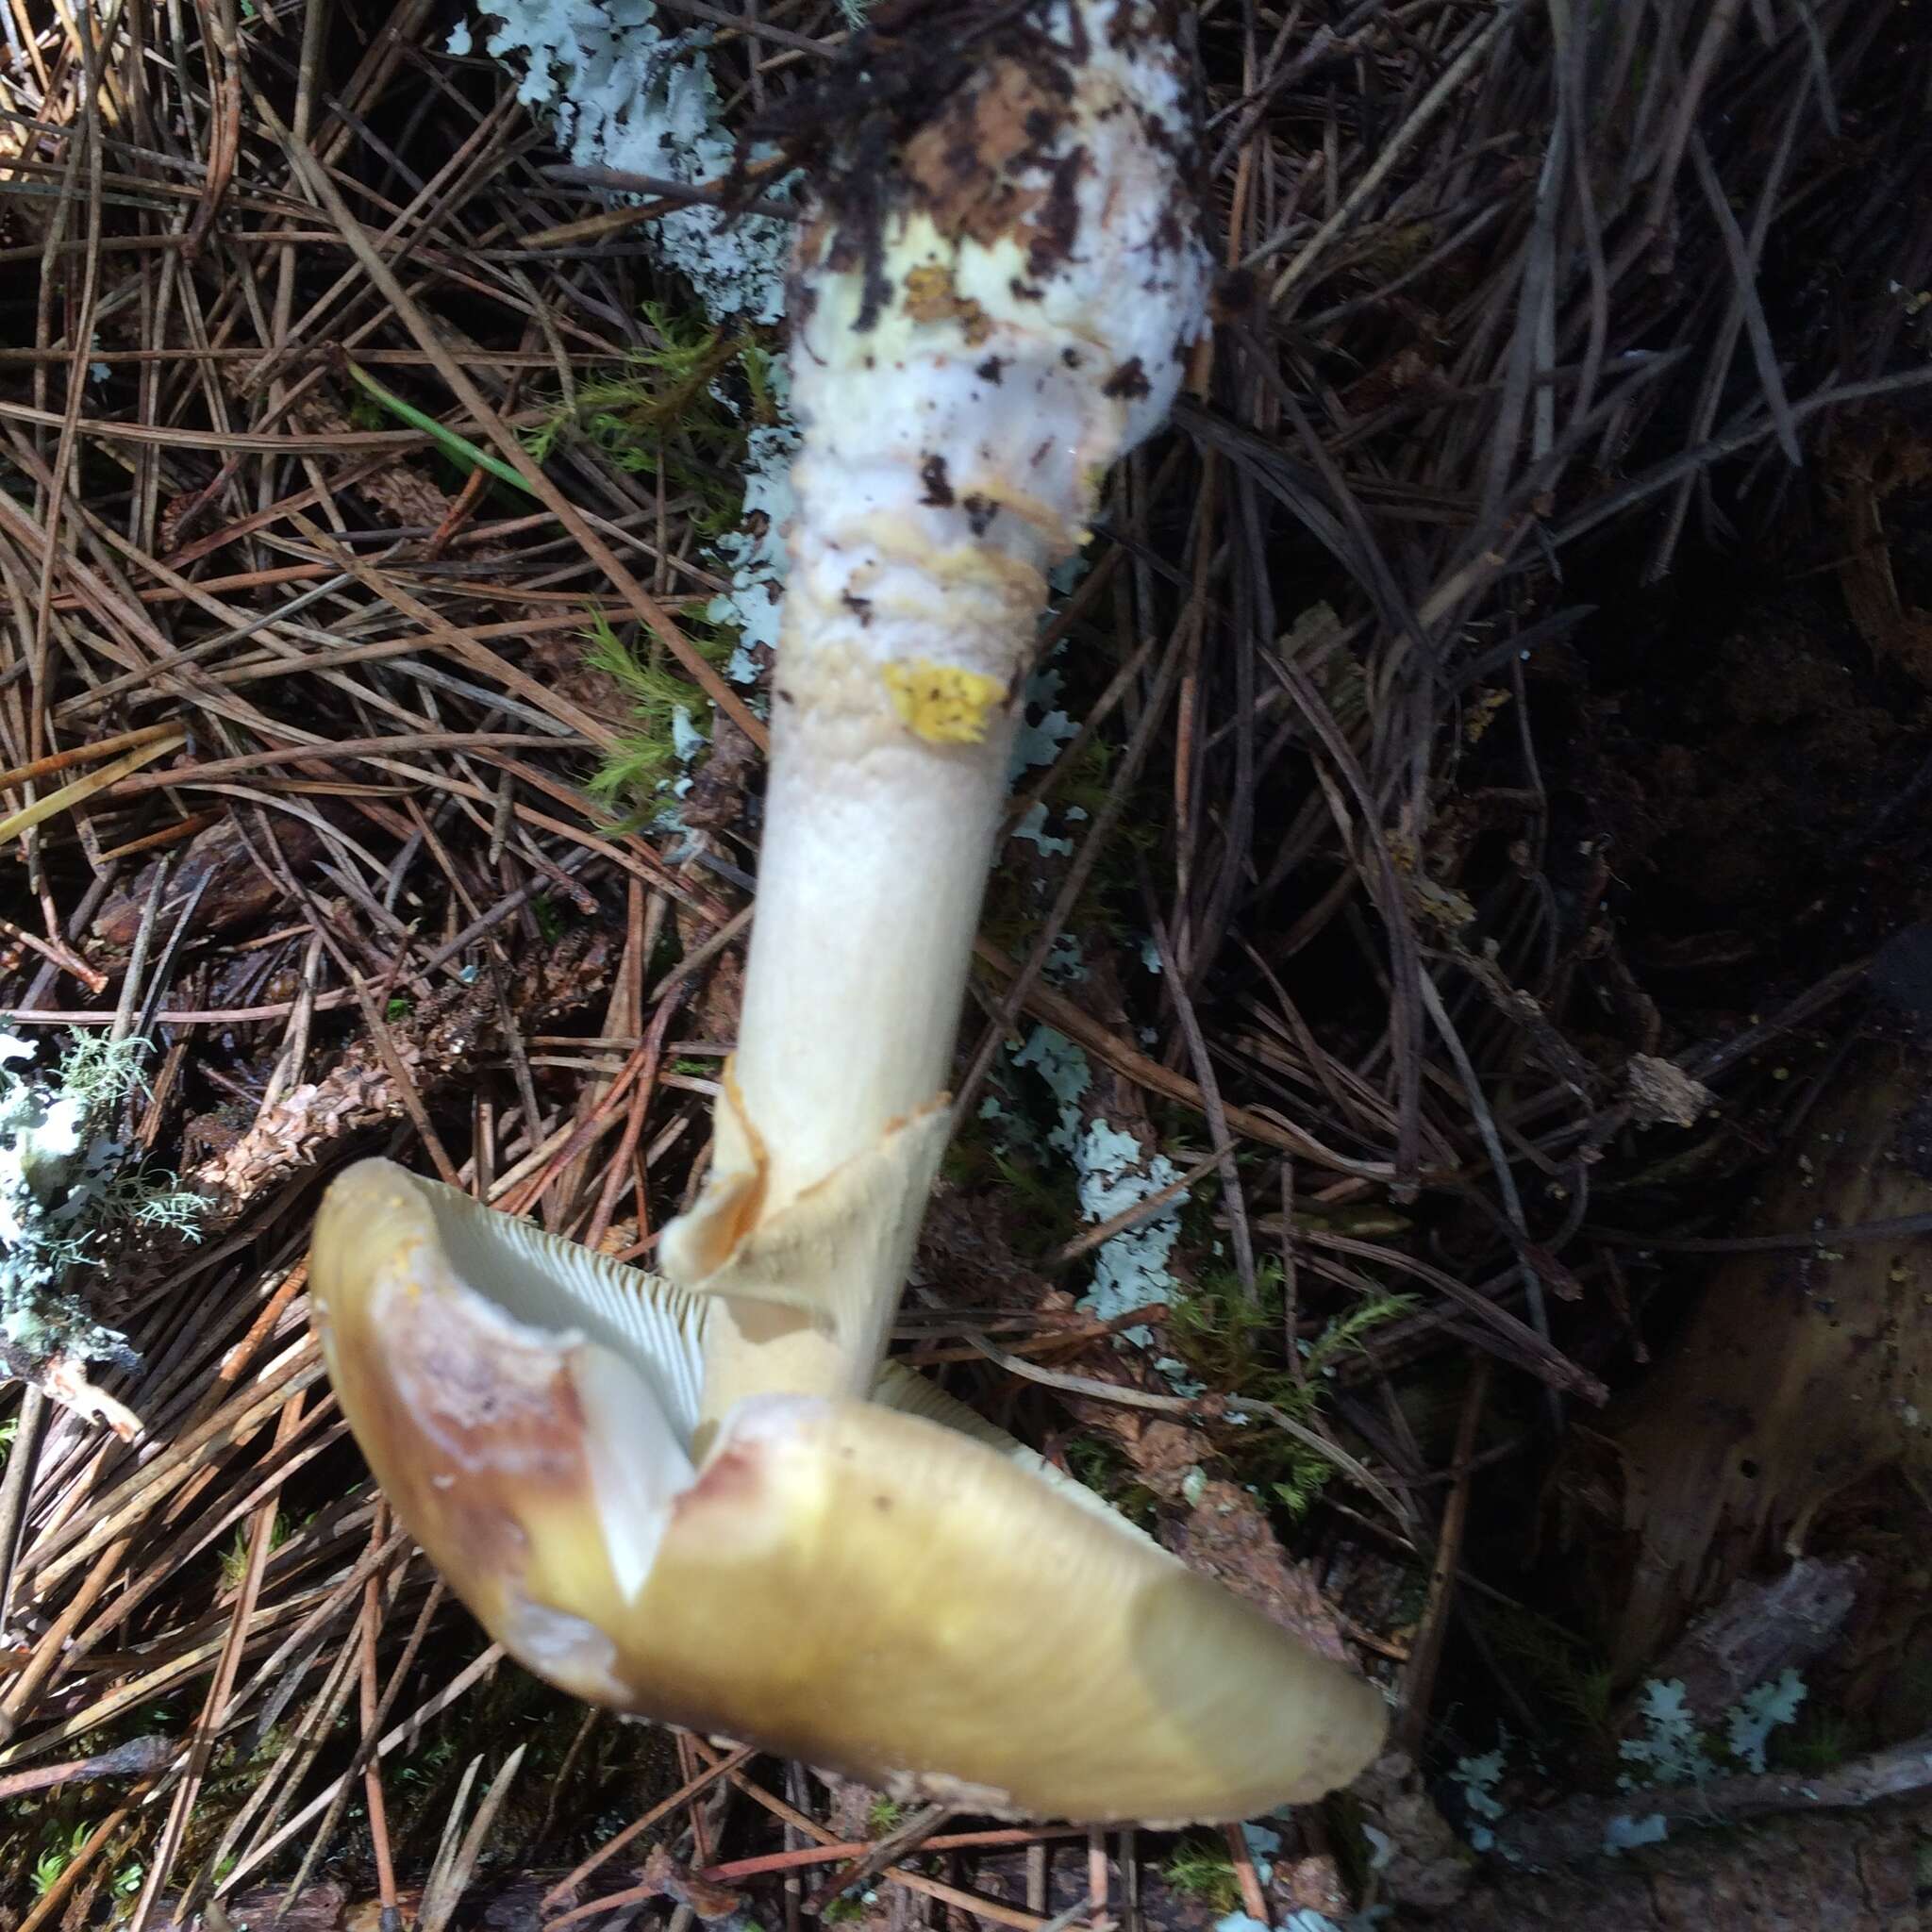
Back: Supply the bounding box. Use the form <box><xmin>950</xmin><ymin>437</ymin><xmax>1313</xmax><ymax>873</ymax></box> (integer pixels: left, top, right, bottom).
<box><xmin>311</xmin><ymin>0</ymin><xmax>1391</xmax><ymax>1827</ymax></box>
<box><xmin>310</xmin><ymin>1158</ymin><xmax>1389</xmax><ymax>1823</ymax></box>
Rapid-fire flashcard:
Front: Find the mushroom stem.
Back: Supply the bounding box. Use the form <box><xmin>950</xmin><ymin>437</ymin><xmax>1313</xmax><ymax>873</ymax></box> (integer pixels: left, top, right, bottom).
<box><xmin>660</xmin><ymin>0</ymin><xmax>1213</xmax><ymax>1431</ymax></box>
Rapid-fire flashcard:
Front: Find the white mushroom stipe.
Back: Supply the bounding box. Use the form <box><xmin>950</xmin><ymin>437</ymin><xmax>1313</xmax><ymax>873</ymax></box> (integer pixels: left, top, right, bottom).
<box><xmin>660</xmin><ymin>0</ymin><xmax>1216</xmax><ymax>1436</ymax></box>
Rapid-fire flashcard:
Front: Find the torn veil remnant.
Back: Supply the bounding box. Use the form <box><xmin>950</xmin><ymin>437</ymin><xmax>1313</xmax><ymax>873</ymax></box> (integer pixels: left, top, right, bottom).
<box><xmin>311</xmin><ymin>0</ymin><xmax>1389</xmax><ymax>1825</ymax></box>
<box><xmin>659</xmin><ymin>0</ymin><xmax>1218</xmax><ymax>1436</ymax></box>
<box><xmin>311</xmin><ymin>1162</ymin><xmax>1389</xmax><ymax>1824</ymax></box>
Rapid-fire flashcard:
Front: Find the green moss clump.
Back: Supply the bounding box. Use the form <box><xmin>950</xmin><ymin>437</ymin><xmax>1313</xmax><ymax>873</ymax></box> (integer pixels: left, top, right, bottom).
<box><xmin>1164</xmin><ymin>1262</ymin><xmax>1416</xmax><ymax>1518</ymax></box>
<box><xmin>525</xmin><ymin>302</ymin><xmax>769</xmax><ymax>540</ymax></box>
<box><xmin>579</xmin><ymin>608</ymin><xmax>736</xmax><ymax>820</ymax></box>
<box><xmin>1161</xmin><ymin>1837</ymin><xmax>1241</xmax><ymax>1911</ymax></box>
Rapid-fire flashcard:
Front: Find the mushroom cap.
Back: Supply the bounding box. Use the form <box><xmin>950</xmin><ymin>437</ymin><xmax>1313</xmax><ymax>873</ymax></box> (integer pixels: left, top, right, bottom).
<box><xmin>309</xmin><ymin>1158</ymin><xmax>1388</xmax><ymax>1823</ymax></box>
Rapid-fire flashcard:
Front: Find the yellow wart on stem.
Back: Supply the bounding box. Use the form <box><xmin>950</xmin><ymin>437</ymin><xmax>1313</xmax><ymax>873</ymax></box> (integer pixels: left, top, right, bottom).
<box><xmin>881</xmin><ymin>659</ymin><xmax>1008</xmax><ymax>745</ymax></box>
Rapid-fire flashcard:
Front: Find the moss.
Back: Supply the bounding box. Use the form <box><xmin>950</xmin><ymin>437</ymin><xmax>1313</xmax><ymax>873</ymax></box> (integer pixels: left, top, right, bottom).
<box><xmin>1777</xmin><ymin>1707</ymin><xmax>1856</xmax><ymax>1774</ymax></box>
<box><xmin>525</xmin><ymin>303</ymin><xmax>761</xmax><ymax>539</ymax></box>
<box><xmin>1161</xmin><ymin>1837</ymin><xmax>1241</xmax><ymax>1912</ymax></box>
<box><xmin>1165</xmin><ymin>1261</ymin><xmax>1279</xmax><ymax>1391</ymax></box>
<box><xmin>937</xmin><ymin>1097</ymin><xmax>1077</xmax><ymax>1258</ymax></box>
<box><xmin>527</xmin><ymin>300</ymin><xmax>792</xmax><ymax>817</ymax></box>
<box><xmin>1166</xmin><ymin>1261</ymin><xmax>1413</xmax><ymax>1402</ymax></box>
<box><xmin>1063</xmin><ymin>1434</ymin><xmax>1158</xmax><ymax>1529</ymax></box>
<box><xmin>217</xmin><ymin>1509</ymin><xmax>292</xmax><ymax>1593</ymax></box>
<box><xmin>31</xmin><ymin>1824</ymin><xmax>90</xmax><ymax>1899</ymax></box>
<box><xmin>579</xmin><ymin>608</ymin><xmax>736</xmax><ymax>818</ymax></box>
<box><xmin>1164</xmin><ymin>1262</ymin><xmax>1415</xmax><ymax>1518</ymax></box>
<box><xmin>532</xmin><ymin>894</ymin><xmax>567</xmax><ymax>942</ymax></box>
<box><xmin>978</xmin><ymin>734</ymin><xmax>1163</xmax><ymax>959</ymax></box>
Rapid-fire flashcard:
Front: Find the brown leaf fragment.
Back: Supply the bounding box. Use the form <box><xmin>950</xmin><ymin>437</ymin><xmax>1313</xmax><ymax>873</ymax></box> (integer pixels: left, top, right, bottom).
<box><xmin>1105</xmin><ymin>1413</ymin><xmax>1208</xmax><ymax>1501</ymax></box>
<box><xmin>37</xmin><ymin>1353</ymin><xmax>144</xmax><ymax>1440</ymax></box>
<box><xmin>1278</xmin><ymin>1854</ymin><xmax>1351</xmax><ymax>1922</ymax></box>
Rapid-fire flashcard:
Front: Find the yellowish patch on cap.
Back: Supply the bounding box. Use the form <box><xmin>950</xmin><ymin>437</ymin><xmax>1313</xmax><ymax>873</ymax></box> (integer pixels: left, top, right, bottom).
<box><xmin>881</xmin><ymin>658</ymin><xmax>1008</xmax><ymax>745</ymax></box>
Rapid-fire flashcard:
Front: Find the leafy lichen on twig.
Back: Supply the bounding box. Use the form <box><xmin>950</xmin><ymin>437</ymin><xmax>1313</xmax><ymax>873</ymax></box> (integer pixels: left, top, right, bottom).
<box><xmin>0</xmin><ymin>1033</ymin><xmax>202</xmax><ymax>1432</ymax></box>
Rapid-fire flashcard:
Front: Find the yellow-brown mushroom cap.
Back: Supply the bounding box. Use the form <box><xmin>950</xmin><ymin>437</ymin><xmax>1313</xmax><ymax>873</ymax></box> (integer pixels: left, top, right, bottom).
<box><xmin>309</xmin><ymin>1158</ymin><xmax>1388</xmax><ymax>1824</ymax></box>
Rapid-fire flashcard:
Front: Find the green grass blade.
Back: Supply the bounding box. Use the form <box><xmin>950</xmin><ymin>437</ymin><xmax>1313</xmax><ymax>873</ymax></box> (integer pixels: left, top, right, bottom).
<box><xmin>341</xmin><ymin>359</ymin><xmax>535</xmax><ymax>496</ymax></box>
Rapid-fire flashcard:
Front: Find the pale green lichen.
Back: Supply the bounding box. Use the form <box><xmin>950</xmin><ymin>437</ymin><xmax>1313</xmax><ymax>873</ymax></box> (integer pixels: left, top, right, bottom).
<box><xmin>1614</xmin><ymin>1668</ymin><xmax>1807</xmax><ymax>1790</ymax></box>
<box><xmin>1003</xmin><ymin>1024</ymin><xmax>1191</xmax><ymax>1387</ymax></box>
<box><xmin>1042</xmin><ymin>934</ymin><xmax>1089</xmax><ymax>985</ymax></box>
<box><xmin>465</xmin><ymin>5</ymin><xmax>791</xmax><ymax>325</ymax></box>
<box><xmin>1008</xmin><ymin>660</ymin><xmax>1080</xmax><ymax>778</ymax></box>
<box><xmin>0</xmin><ymin>1032</ymin><xmax>201</xmax><ymax>1389</ymax></box>
<box><xmin>1724</xmin><ymin>1666</ymin><xmax>1807</xmax><ymax>1773</ymax></box>
<box><xmin>1241</xmin><ymin>1821</ymin><xmax>1283</xmax><ymax>1883</ymax></box>
<box><xmin>1618</xmin><ymin>1678</ymin><xmax>1715</xmax><ymax>1788</ymax></box>
<box><xmin>1008</xmin><ymin>800</ymin><xmax>1074</xmax><ymax>858</ymax></box>
<box><xmin>712</xmin><ymin>408</ymin><xmax>799</xmax><ymax>685</ymax></box>
<box><xmin>1449</xmin><ymin>1744</ymin><xmax>1510</xmax><ymax>1853</ymax></box>
<box><xmin>466</xmin><ymin>1</ymin><xmax>799</xmax><ymax>680</ymax></box>
<box><xmin>1440</xmin><ymin>1670</ymin><xmax>1809</xmax><ymax>1861</ymax></box>
<box><xmin>1217</xmin><ymin>1914</ymin><xmax>1349</xmax><ymax>1932</ymax></box>
<box><xmin>1005</xmin><ymin>654</ymin><xmax>1086</xmax><ymax>855</ymax></box>
<box><xmin>1075</xmin><ymin>1116</ymin><xmax>1185</xmax><ymax>1324</ymax></box>
<box><xmin>1602</xmin><ymin>1811</ymin><xmax>1669</xmax><ymax>1854</ymax></box>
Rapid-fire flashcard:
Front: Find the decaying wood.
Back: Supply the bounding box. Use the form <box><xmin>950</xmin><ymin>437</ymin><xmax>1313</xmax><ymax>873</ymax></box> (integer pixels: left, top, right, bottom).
<box><xmin>1419</xmin><ymin>1797</ymin><xmax>1931</xmax><ymax>1932</ymax></box>
<box><xmin>1568</xmin><ymin>1035</ymin><xmax>1932</xmax><ymax>1682</ymax></box>
<box><xmin>1632</xmin><ymin>1558</ymin><xmax>1863</xmax><ymax>1737</ymax></box>
<box><xmin>1484</xmin><ymin>1728</ymin><xmax>1932</xmax><ymax>1872</ymax></box>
